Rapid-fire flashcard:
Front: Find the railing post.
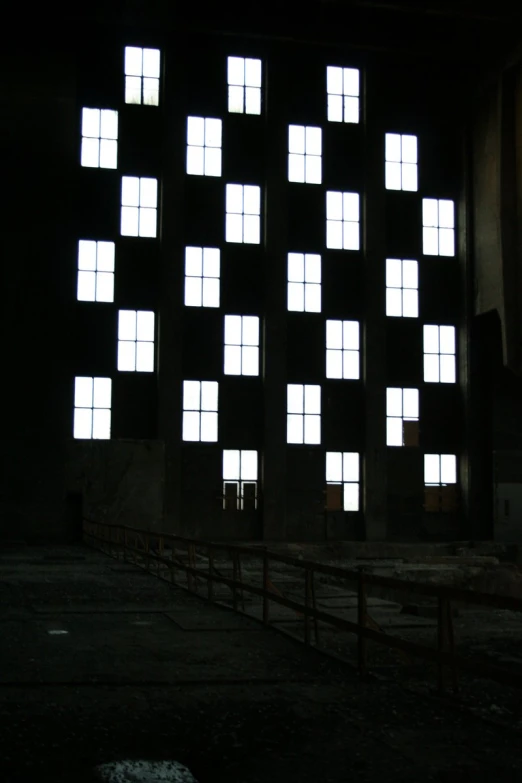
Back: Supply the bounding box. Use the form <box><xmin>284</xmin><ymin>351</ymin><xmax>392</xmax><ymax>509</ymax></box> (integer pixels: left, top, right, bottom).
<box><xmin>438</xmin><ymin>597</ymin><xmax>449</xmax><ymax>693</ymax></box>
<box><xmin>208</xmin><ymin>548</ymin><xmax>214</xmax><ymax>602</ymax></box>
<box><xmin>358</xmin><ymin>568</ymin><xmax>368</xmax><ymax>677</ymax></box>
<box><xmin>304</xmin><ymin>569</ymin><xmax>311</xmax><ymax>645</ymax></box>
<box><xmin>262</xmin><ymin>551</ymin><xmax>270</xmax><ymax>626</ymax></box>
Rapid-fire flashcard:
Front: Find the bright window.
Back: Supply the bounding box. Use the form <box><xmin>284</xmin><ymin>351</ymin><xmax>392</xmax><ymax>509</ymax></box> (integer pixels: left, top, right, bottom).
<box><xmin>386</xmin><ymin>388</ymin><xmax>419</xmax><ymax>447</ymax></box>
<box><xmin>385</xmin><ymin>133</ymin><xmax>418</xmax><ymax>191</ymax></box>
<box><xmin>287</xmin><ymin>253</ymin><xmax>321</xmax><ymax>312</ymax></box>
<box><xmin>287</xmin><ymin>384</ymin><xmax>321</xmax><ymax>445</ymax></box>
<box><xmin>224</xmin><ymin>315</ymin><xmax>260</xmax><ymax>376</ymax></box>
<box><xmin>326</xmin><ymin>320</ymin><xmax>360</xmax><ymax>379</ymax></box>
<box><xmin>73</xmin><ymin>377</ymin><xmax>111</xmax><ymax>440</ymax></box>
<box><xmin>326</xmin><ymin>66</ymin><xmax>360</xmax><ymax>123</ymax></box>
<box><xmin>423</xmin><ymin>325</ymin><xmax>456</xmax><ymax>383</ymax></box>
<box><xmin>124</xmin><ymin>46</ymin><xmax>160</xmax><ymax>105</ymax></box>
<box><xmin>386</xmin><ymin>259</ymin><xmax>418</xmax><ymax>318</ymax></box>
<box><xmin>77</xmin><ymin>240</ymin><xmax>115</xmax><ymax>303</ymax></box>
<box><xmin>223</xmin><ymin>450</ymin><xmax>258</xmax><ymax>510</ymax></box>
<box><xmin>326</xmin><ymin>191</ymin><xmax>360</xmax><ymax>250</ymax></box>
<box><xmin>288</xmin><ymin>125</ymin><xmax>322</xmax><ymax>184</ymax></box>
<box><xmin>182</xmin><ymin>381</ymin><xmax>218</xmax><ymax>442</ymax></box>
<box><xmin>326</xmin><ymin>452</ymin><xmax>360</xmax><ymax>511</ymax></box>
<box><xmin>117</xmin><ymin>310</ymin><xmax>155</xmax><ymax>372</ymax></box>
<box><xmin>424</xmin><ymin>454</ymin><xmax>457</xmax><ymax>486</ymax></box>
<box><xmin>120</xmin><ymin>176</ymin><xmax>158</xmax><ymax>238</ymax></box>
<box><xmin>184</xmin><ymin>247</ymin><xmax>220</xmax><ymax>308</ymax></box>
<box><xmin>186</xmin><ymin>117</ymin><xmax>222</xmax><ymax>177</ymax></box>
<box><xmin>422</xmin><ymin>198</ymin><xmax>455</xmax><ymax>256</ymax></box>
<box><xmin>227</xmin><ymin>57</ymin><xmax>262</xmax><ymax>115</ymax></box>
<box><xmin>81</xmin><ymin>109</ymin><xmax>118</xmax><ymax>169</ymax></box>
<box><xmin>226</xmin><ymin>184</ymin><xmax>261</xmax><ymax>244</ymax></box>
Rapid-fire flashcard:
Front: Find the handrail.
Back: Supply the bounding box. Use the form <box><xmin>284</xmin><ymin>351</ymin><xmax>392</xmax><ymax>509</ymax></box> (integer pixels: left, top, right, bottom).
<box><xmin>82</xmin><ymin>519</ymin><xmax>522</xmax><ymax>694</ymax></box>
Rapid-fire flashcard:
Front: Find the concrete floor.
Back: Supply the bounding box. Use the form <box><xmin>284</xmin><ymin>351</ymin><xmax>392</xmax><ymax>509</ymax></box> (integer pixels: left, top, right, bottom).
<box><xmin>1</xmin><ymin>544</ymin><xmax>522</xmax><ymax>783</ymax></box>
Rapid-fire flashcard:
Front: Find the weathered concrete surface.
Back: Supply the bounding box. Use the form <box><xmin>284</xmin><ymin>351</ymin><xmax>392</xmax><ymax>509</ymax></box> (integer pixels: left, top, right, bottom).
<box><xmin>1</xmin><ymin>544</ymin><xmax>522</xmax><ymax>783</ymax></box>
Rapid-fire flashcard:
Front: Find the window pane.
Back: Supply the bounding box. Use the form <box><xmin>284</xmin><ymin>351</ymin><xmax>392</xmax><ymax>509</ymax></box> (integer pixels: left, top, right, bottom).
<box><xmin>288</xmin><ymin>124</ymin><xmax>305</xmax><ymax>154</ymax></box>
<box><xmin>223</xmin><ymin>449</ymin><xmax>240</xmax><ymax>480</ymax></box>
<box><xmin>423</xmin><ymin>227</ymin><xmax>439</xmax><ymax>255</ymax></box>
<box><xmin>119</xmin><ymin>310</ymin><xmax>136</xmax><ymax>340</ymax></box>
<box><xmin>288</xmin><ymin>282</ymin><xmax>304</xmax><ymax>311</ymax></box>
<box><xmin>229</xmin><ymin>85</ymin><xmax>244</xmax><ymax>113</ymax></box>
<box><xmin>205</xmin><ymin>147</ymin><xmax>222</xmax><ymax>177</ymax></box>
<box><xmin>183</xmin><ymin>411</ymin><xmax>200</xmax><ymax>441</ymax></box>
<box><xmin>93</xmin><ymin>378</ymin><xmax>111</xmax><ymax>408</ymax></box>
<box><xmin>125</xmin><ymin>47</ymin><xmax>143</xmax><ymax>76</ymax></box>
<box><xmin>425</xmin><ymin>454</ymin><xmax>441</xmax><ymax>484</ymax></box>
<box><xmin>344</xmin><ymin>68</ymin><xmax>359</xmax><ymax>98</ymax></box>
<box><xmin>440</xmin><ymin>326</ymin><xmax>456</xmax><ymax>354</ymax></box>
<box><xmin>201</xmin><ymin>412</ymin><xmax>218</xmax><ymax>442</ymax></box>
<box><xmin>439</xmin><ymin>228</ymin><xmax>455</xmax><ymax>257</ymax></box>
<box><xmin>136</xmin><ymin>341</ymin><xmax>154</xmax><ymax>372</ymax></box>
<box><xmin>245</xmin><ymin>86</ymin><xmax>261</xmax><ymax>115</ymax></box>
<box><xmin>440</xmin><ymin>354</ymin><xmax>456</xmax><ymax>383</ymax></box>
<box><xmin>424</xmin><ymin>325</ymin><xmax>440</xmax><ymax>353</ymax></box>
<box><xmin>202</xmin><ymin>277</ymin><xmax>220</xmax><ymax>308</ymax></box>
<box><xmin>304</xmin><ymin>385</ymin><xmax>321</xmax><ymax>414</ymax></box>
<box><xmin>125</xmin><ymin>76</ymin><xmax>141</xmax><ymax>104</ymax></box>
<box><xmin>187</xmin><ymin>146</ymin><xmax>204</xmax><ymax>175</ymax></box>
<box><xmin>422</xmin><ymin>198</ymin><xmax>439</xmax><ymax>227</ymax></box>
<box><xmin>304</xmin><ymin>415</ymin><xmax>321</xmax><ymax>445</ymax></box>
<box><xmin>242</xmin><ymin>346</ymin><xmax>259</xmax><ymax>375</ymax></box>
<box><xmin>343</xmin><ymin>320</ymin><xmax>359</xmax><ymax>349</ymax></box>
<box><xmin>143</xmin><ymin>48</ymin><xmax>161</xmax><ymax>78</ymax></box>
<box><xmin>402</xmin><ymin>135</ymin><xmax>417</xmax><ymax>163</ymax></box>
<box><xmin>343</xmin><ymin>452</ymin><xmax>359</xmax><ymax>482</ymax></box>
<box><xmin>183</xmin><ymin>381</ymin><xmax>201</xmax><ymax>411</ymax></box>
<box><xmin>226</xmin><ymin>214</ymin><xmax>243</xmax><ymax>243</ymax></box>
<box><xmin>118</xmin><ymin>341</ymin><xmax>136</xmax><ymax>372</ymax></box>
<box><xmin>305</xmin><ymin>254</ymin><xmax>321</xmax><ymax>283</ymax></box>
<box><xmin>326</xmin><ymin>191</ymin><xmax>343</xmax><ymax>220</ymax></box>
<box><xmin>78</xmin><ymin>240</ymin><xmax>97</xmax><ymax>271</ymax></box>
<box><xmin>205</xmin><ymin>118</ymin><xmax>222</xmax><ymax>148</ymax></box>
<box><xmin>288</xmin><ymin>253</ymin><xmax>304</xmax><ymax>282</ymax></box>
<box><xmin>140</xmin><ymin>178</ymin><xmax>157</xmax><ymax>208</ymax></box>
<box><xmin>241</xmin><ymin>450</ymin><xmax>258</xmax><ymax>481</ymax></box>
<box><xmin>287</xmin><ymin>414</ymin><xmax>303</xmax><ymax>444</ymax></box>
<box><xmin>288</xmin><ymin>154</ymin><xmax>305</xmax><ymax>183</ymax></box>
<box><xmin>77</xmin><ymin>271</ymin><xmax>96</xmax><ymax>301</ymax></box>
<box><xmin>81</xmin><ymin>138</ymin><xmax>99</xmax><ymax>168</ymax></box>
<box><xmin>424</xmin><ymin>355</ymin><xmax>440</xmax><ymax>383</ymax></box>
<box><xmin>243</xmin><ymin>215</ymin><xmax>260</xmax><ymax>244</ymax></box>
<box><xmin>327</xmin><ymin>66</ymin><xmax>343</xmax><ymax>94</ymax></box>
<box><xmin>185</xmin><ymin>246</ymin><xmax>202</xmax><ymax>276</ymax></box>
<box><xmin>387</xmin><ymin>388</ymin><xmax>403</xmax><ymax>417</ymax></box>
<box><xmin>326</xmin><ymin>220</ymin><xmax>343</xmax><ymax>249</ymax></box>
<box><xmin>343</xmin><ymin>192</ymin><xmax>359</xmax><ymax>221</ymax></box>
<box><xmin>387</xmin><ymin>417</ymin><xmax>403</xmax><ymax>447</ymax></box>
<box><xmin>327</xmin><ymin>94</ymin><xmax>343</xmax><ymax>122</ymax></box>
<box><xmin>82</xmin><ymin>108</ymin><xmax>100</xmax><ymax>138</ymax></box>
<box><xmin>74</xmin><ymin>408</ymin><xmax>92</xmax><ymax>439</ymax></box>
<box><xmin>245</xmin><ymin>58</ymin><xmax>262</xmax><ymax>87</ymax></box>
<box><xmin>225</xmin><ymin>315</ymin><xmax>242</xmax><ymax>345</ymax></box>
<box><xmin>287</xmin><ymin>384</ymin><xmax>303</xmax><ymax>414</ymax></box>
<box><xmin>403</xmin><ymin>388</ymin><xmax>419</xmax><ymax>419</ymax></box>
<box><xmin>121</xmin><ymin>176</ymin><xmax>140</xmax><ymax>206</ymax></box>
<box><xmin>97</xmin><ymin>242</ymin><xmax>115</xmax><ymax>272</ymax></box>
<box><xmin>100</xmin><ymin>110</ymin><xmax>118</xmax><ymax>140</ymax></box>
<box><xmin>402</xmin><ymin>289</ymin><xmax>418</xmax><ymax>318</ymax></box>
<box><xmin>343</xmin><ymin>350</ymin><xmax>359</xmax><ymax>379</ymax></box>
<box><xmin>228</xmin><ymin>57</ymin><xmax>245</xmax><ymax>86</ymax></box>
<box><xmin>92</xmin><ymin>408</ymin><xmax>111</xmax><ymax>440</ymax></box>
<box><xmin>137</xmin><ymin>311</ymin><xmax>154</xmax><ymax>341</ymax></box>
<box><xmin>185</xmin><ymin>277</ymin><xmax>202</xmax><ymax>307</ymax></box>
<box><xmin>344</xmin><ymin>483</ymin><xmax>359</xmax><ymax>512</ymax></box>
<box><xmin>386</xmin><ymin>258</ymin><xmax>402</xmax><ymax>287</ymax></box>
<box><xmin>326</xmin><ymin>451</ymin><xmax>342</xmax><ymax>482</ymax></box>
<box><xmin>441</xmin><ymin>454</ymin><xmax>457</xmax><ymax>484</ymax></box>
<box><xmin>326</xmin><ymin>349</ymin><xmax>343</xmax><ymax>379</ymax></box>
<box><xmin>75</xmin><ymin>376</ymin><xmax>93</xmax><ymax>408</ymax></box>
<box><xmin>243</xmin><ymin>185</ymin><xmax>260</xmax><ymax>214</ymax></box>
<box><xmin>385</xmin><ymin>133</ymin><xmax>401</xmax><ymax>162</ymax></box>
<box><xmin>224</xmin><ymin>345</ymin><xmax>242</xmax><ymax>375</ymax></box>
<box><xmin>187</xmin><ymin>116</ymin><xmax>205</xmax><ymax>146</ymax></box>
<box><xmin>242</xmin><ymin>316</ymin><xmax>259</xmax><ymax>345</ymax></box>
<box><xmin>201</xmin><ymin>381</ymin><xmax>218</xmax><ymax>411</ymax></box>
<box><xmin>226</xmin><ymin>184</ymin><xmax>243</xmax><ymax>213</ymax></box>
<box><xmin>438</xmin><ymin>200</ymin><xmax>454</xmax><ymax>228</ymax></box>
<box><xmin>203</xmin><ymin>248</ymin><xmax>220</xmax><ymax>277</ymax></box>
<box><xmin>386</xmin><ymin>288</ymin><xmax>402</xmax><ymax>317</ymax></box>
<box><xmin>306</xmin><ymin>126</ymin><xmax>322</xmax><ymax>155</ymax></box>
<box><xmin>121</xmin><ymin>207</ymin><xmax>139</xmax><ymax>236</ymax></box>
<box><xmin>343</xmin><ymin>96</ymin><xmax>359</xmax><ymax>123</ymax></box>
<box><xmin>305</xmin><ymin>155</ymin><xmax>322</xmax><ymax>185</ymax></box>
<box><xmin>343</xmin><ymin>222</ymin><xmax>359</xmax><ymax>251</ymax></box>
<box><xmin>385</xmin><ymin>161</ymin><xmax>401</xmax><ymax>190</ymax></box>
<box><xmin>402</xmin><ymin>260</ymin><xmax>418</xmax><ymax>288</ymax></box>
<box><xmin>326</xmin><ymin>320</ymin><xmax>343</xmax><ymax>349</ymax></box>
<box><xmin>402</xmin><ymin>163</ymin><xmax>417</xmax><ymax>192</ymax></box>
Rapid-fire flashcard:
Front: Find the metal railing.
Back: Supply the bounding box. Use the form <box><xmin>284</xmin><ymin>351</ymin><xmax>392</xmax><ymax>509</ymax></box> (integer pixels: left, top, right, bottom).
<box><xmin>83</xmin><ymin>519</ymin><xmax>522</xmax><ymax>694</ymax></box>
